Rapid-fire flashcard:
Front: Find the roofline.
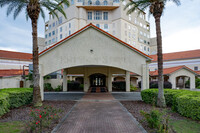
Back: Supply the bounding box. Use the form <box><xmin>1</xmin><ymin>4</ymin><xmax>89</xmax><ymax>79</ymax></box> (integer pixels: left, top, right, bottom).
<box><xmin>39</xmin><ymin>23</ymin><xmax>152</xmax><ymax>60</ymax></box>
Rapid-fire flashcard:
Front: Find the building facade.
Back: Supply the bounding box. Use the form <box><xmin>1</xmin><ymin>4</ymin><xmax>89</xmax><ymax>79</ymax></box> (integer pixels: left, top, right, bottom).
<box><xmin>44</xmin><ymin>0</ymin><xmax>151</xmax><ymax>55</ymax></box>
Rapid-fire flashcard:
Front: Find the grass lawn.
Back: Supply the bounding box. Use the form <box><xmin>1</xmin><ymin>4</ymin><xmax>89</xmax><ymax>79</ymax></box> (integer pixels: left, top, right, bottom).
<box><xmin>170</xmin><ymin>119</ymin><xmax>200</xmax><ymax>133</ymax></box>
<box><xmin>0</xmin><ymin>121</ymin><xmax>25</xmax><ymax>133</ymax></box>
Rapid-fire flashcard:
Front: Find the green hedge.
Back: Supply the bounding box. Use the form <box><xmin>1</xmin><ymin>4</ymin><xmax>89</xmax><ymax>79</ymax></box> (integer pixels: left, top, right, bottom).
<box><xmin>0</xmin><ymin>88</ymin><xmax>33</xmax><ymax>117</ymax></box>
<box><xmin>141</xmin><ymin>89</ymin><xmax>200</xmax><ymax>120</ymax></box>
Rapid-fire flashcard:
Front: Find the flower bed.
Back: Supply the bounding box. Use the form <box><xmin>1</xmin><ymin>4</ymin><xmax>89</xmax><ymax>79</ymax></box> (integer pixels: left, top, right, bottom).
<box><xmin>0</xmin><ymin>88</ymin><xmax>33</xmax><ymax>117</ymax></box>
<box><xmin>141</xmin><ymin>89</ymin><xmax>200</xmax><ymax>120</ymax></box>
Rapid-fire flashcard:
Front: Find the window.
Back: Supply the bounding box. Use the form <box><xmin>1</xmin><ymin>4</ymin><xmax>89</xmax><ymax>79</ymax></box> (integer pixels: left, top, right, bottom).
<box><xmin>59</xmin><ymin>17</ymin><xmax>62</xmax><ymax>24</ymax></box>
<box><xmin>103</xmin><ymin>0</ymin><xmax>108</xmax><ymax>5</ymax></box>
<box><xmin>144</xmin><ymin>32</ymin><xmax>147</xmax><ymax>37</ymax></box>
<box><xmin>144</xmin><ymin>40</ymin><xmax>147</xmax><ymax>44</ymax></box>
<box><xmin>103</xmin><ymin>12</ymin><xmax>108</xmax><ymax>20</ymax></box>
<box><xmin>95</xmin><ymin>0</ymin><xmax>100</xmax><ymax>5</ymax></box>
<box><xmin>104</xmin><ymin>24</ymin><xmax>108</xmax><ymax>29</ymax></box>
<box><xmin>88</xmin><ymin>12</ymin><xmax>92</xmax><ymax>20</ymax></box>
<box><xmin>49</xmin><ymin>24</ymin><xmax>51</xmax><ymax>30</ymax></box>
<box><xmin>69</xmin><ymin>23</ymin><xmax>71</xmax><ymax>28</ymax></box>
<box><xmin>71</xmin><ymin>0</ymin><xmax>74</xmax><ymax>5</ymax></box>
<box><xmin>52</xmin><ymin>31</ymin><xmax>55</xmax><ymax>35</ymax></box>
<box><xmin>69</xmin><ymin>30</ymin><xmax>71</xmax><ymax>35</ymax></box>
<box><xmin>128</xmin><ymin>32</ymin><xmax>131</xmax><ymax>38</ymax></box>
<box><xmin>45</xmin><ymin>34</ymin><xmax>47</xmax><ymax>38</ymax></box>
<box><xmin>56</xmin><ymin>29</ymin><xmax>58</xmax><ymax>34</ymax></box>
<box><xmin>194</xmin><ymin>66</ymin><xmax>198</xmax><ymax>71</ymax></box>
<box><xmin>49</xmin><ymin>40</ymin><xmax>51</xmax><ymax>44</ymax></box>
<box><xmin>52</xmin><ymin>38</ymin><xmax>55</xmax><ymax>43</ymax></box>
<box><xmin>96</xmin><ymin>24</ymin><xmax>100</xmax><ymax>28</ymax></box>
<box><xmin>144</xmin><ymin>46</ymin><xmax>146</xmax><ymax>51</ymax></box>
<box><xmin>94</xmin><ymin>11</ymin><xmax>102</xmax><ymax>20</ymax></box>
<box><xmin>53</xmin><ymin>22</ymin><xmax>55</xmax><ymax>27</ymax></box>
<box><xmin>88</xmin><ymin>0</ymin><xmax>92</xmax><ymax>5</ymax></box>
<box><xmin>60</xmin><ymin>34</ymin><xmax>62</xmax><ymax>39</ymax></box>
<box><xmin>49</xmin><ymin>32</ymin><xmax>51</xmax><ymax>37</ymax></box>
<box><xmin>113</xmin><ymin>0</ymin><xmax>119</xmax><ymax>3</ymax></box>
<box><xmin>148</xmin><ymin>47</ymin><xmax>149</xmax><ymax>52</ymax></box>
<box><xmin>78</xmin><ymin>0</ymin><xmax>82</xmax><ymax>2</ymax></box>
<box><xmin>60</xmin><ymin>27</ymin><xmax>62</xmax><ymax>32</ymax></box>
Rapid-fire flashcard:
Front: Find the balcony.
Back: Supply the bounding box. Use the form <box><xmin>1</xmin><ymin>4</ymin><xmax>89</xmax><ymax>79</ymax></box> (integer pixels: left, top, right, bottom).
<box><xmin>76</xmin><ymin>0</ymin><xmax>120</xmax><ymax>10</ymax></box>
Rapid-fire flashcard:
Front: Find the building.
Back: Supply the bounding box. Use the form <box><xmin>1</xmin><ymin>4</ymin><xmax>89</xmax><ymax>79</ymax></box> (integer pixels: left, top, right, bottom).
<box><xmin>44</xmin><ymin>0</ymin><xmax>151</xmax><ymax>55</ymax></box>
<box><xmin>149</xmin><ymin>37</ymin><xmax>157</xmax><ymax>55</ymax></box>
<box><xmin>39</xmin><ymin>24</ymin><xmax>151</xmax><ymax>99</ymax></box>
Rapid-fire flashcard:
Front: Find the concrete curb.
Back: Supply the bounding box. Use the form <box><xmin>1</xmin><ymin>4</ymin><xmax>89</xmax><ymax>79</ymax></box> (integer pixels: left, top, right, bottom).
<box><xmin>118</xmin><ymin>102</ymin><xmax>147</xmax><ymax>133</ymax></box>
<box><xmin>51</xmin><ymin>101</ymin><xmax>79</xmax><ymax>133</ymax></box>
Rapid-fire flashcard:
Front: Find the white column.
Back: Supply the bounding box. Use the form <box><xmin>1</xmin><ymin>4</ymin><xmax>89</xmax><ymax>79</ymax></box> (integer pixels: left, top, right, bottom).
<box><xmin>169</xmin><ymin>76</ymin><xmax>176</xmax><ymax>89</ymax></box>
<box><xmin>190</xmin><ymin>75</ymin><xmax>196</xmax><ymax>90</ymax></box>
<box><xmin>39</xmin><ymin>64</ymin><xmax>44</xmax><ymax>101</ymax></box>
<box><xmin>126</xmin><ymin>71</ymin><xmax>130</xmax><ymax>92</ymax></box>
<box><xmin>141</xmin><ymin>64</ymin><xmax>149</xmax><ymax>90</ymax></box>
<box><xmin>84</xmin><ymin>67</ymin><xmax>89</xmax><ymax>92</ymax></box>
<box><xmin>108</xmin><ymin>68</ymin><xmax>112</xmax><ymax>92</ymax></box>
<box><xmin>63</xmin><ymin>69</ymin><xmax>68</xmax><ymax>92</ymax></box>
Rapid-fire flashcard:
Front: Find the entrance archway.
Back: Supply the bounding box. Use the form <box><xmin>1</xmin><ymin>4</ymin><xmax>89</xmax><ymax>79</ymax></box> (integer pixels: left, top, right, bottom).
<box><xmin>90</xmin><ymin>73</ymin><xmax>106</xmax><ymax>87</ymax></box>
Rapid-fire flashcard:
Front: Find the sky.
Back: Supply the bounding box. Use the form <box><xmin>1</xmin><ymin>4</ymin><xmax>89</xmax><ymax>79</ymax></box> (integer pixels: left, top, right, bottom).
<box><xmin>0</xmin><ymin>0</ymin><xmax>199</xmax><ymax>54</ymax></box>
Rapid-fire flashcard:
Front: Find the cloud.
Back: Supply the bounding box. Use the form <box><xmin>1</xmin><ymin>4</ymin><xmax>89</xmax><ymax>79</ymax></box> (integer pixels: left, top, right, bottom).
<box><xmin>163</xmin><ymin>26</ymin><xmax>200</xmax><ymax>53</ymax></box>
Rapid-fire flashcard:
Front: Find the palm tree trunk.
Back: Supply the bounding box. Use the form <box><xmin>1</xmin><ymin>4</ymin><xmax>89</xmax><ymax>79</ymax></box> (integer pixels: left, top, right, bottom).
<box><xmin>31</xmin><ymin>18</ymin><xmax>42</xmax><ymax>107</ymax></box>
<box><xmin>155</xmin><ymin>16</ymin><xmax>166</xmax><ymax>107</ymax></box>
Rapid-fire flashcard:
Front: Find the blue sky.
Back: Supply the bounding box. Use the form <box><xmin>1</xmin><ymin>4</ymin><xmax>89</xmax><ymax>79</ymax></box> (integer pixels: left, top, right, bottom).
<box><xmin>0</xmin><ymin>0</ymin><xmax>199</xmax><ymax>53</ymax></box>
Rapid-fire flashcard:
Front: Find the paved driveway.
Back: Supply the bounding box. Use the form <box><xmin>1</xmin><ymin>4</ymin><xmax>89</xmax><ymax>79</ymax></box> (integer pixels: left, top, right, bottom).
<box><xmin>52</xmin><ymin>93</ymin><xmax>146</xmax><ymax>133</ymax></box>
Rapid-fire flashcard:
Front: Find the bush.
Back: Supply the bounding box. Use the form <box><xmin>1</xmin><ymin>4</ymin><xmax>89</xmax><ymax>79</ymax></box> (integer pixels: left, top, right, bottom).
<box><xmin>44</xmin><ymin>83</ymin><xmax>53</xmax><ymax>91</ymax></box>
<box><xmin>141</xmin><ymin>89</ymin><xmax>200</xmax><ymax>120</ymax></box>
<box><xmin>112</xmin><ymin>81</ymin><xmax>125</xmax><ymax>91</ymax></box>
<box><xmin>0</xmin><ymin>88</ymin><xmax>33</xmax><ymax>117</ymax></box>
<box><xmin>196</xmin><ymin>78</ymin><xmax>200</xmax><ymax>88</ymax></box>
<box><xmin>54</xmin><ymin>85</ymin><xmax>62</xmax><ymax>92</ymax></box>
<box><xmin>130</xmin><ymin>85</ymin><xmax>138</xmax><ymax>91</ymax></box>
<box><xmin>150</xmin><ymin>81</ymin><xmax>172</xmax><ymax>89</ymax></box>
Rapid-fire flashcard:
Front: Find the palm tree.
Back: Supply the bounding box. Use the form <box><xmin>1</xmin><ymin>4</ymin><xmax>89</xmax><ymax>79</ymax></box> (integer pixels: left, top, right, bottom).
<box><xmin>0</xmin><ymin>0</ymin><xmax>69</xmax><ymax>107</ymax></box>
<box><xmin>124</xmin><ymin>0</ymin><xmax>180</xmax><ymax>107</ymax></box>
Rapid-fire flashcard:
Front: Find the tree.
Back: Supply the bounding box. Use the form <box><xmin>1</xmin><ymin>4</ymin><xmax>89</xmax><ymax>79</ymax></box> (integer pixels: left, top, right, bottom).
<box><xmin>124</xmin><ymin>0</ymin><xmax>180</xmax><ymax>107</ymax></box>
<box><xmin>0</xmin><ymin>0</ymin><xmax>69</xmax><ymax>107</ymax></box>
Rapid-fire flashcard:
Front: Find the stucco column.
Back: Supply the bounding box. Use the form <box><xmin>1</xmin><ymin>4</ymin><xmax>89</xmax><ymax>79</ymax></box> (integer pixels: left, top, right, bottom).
<box><xmin>169</xmin><ymin>75</ymin><xmax>176</xmax><ymax>89</ymax></box>
<box><xmin>190</xmin><ymin>75</ymin><xmax>195</xmax><ymax>89</ymax></box>
<box><xmin>84</xmin><ymin>67</ymin><xmax>89</xmax><ymax>92</ymax></box>
<box><xmin>126</xmin><ymin>71</ymin><xmax>130</xmax><ymax>92</ymax></box>
<box><xmin>63</xmin><ymin>69</ymin><xmax>68</xmax><ymax>92</ymax></box>
<box><xmin>141</xmin><ymin>64</ymin><xmax>149</xmax><ymax>90</ymax></box>
<box><xmin>39</xmin><ymin>64</ymin><xmax>44</xmax><ymax>101</ymax></box>
<box><xmin>107</xmin><ymin>68</ymin><xmax>112</xmax><ymax>92</ymax></box>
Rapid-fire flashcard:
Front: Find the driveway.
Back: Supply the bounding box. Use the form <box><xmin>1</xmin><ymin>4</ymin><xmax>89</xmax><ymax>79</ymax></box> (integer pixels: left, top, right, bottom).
<box><xmin>52</xmin><ymin>93</ymin><xmax>146</xmax><ymax>133</ymax></box>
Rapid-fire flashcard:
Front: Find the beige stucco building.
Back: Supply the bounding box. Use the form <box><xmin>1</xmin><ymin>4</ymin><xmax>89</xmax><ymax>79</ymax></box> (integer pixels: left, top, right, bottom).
<box><xmin>39</xmin><ymin>24</ymin><xmax>151</xmax><ymax>100</ymax></box>
<box><xmin>44</xmin><ymin>0</ymin><xmax>151</xmax><ymax>55</ymax></box>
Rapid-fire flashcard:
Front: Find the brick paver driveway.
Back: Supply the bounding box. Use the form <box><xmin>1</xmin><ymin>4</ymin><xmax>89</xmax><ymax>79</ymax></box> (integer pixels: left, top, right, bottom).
<box><xmin>53</xmin><ymin>93</ymin><xmax>146</xmax><ymax>133</ymax></box>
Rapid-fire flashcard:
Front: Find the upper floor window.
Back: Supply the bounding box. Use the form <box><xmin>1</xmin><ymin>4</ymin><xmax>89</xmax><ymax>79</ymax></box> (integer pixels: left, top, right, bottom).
<box><xmin>104</xmin><ymin>24</ymin><xmax>108</xmax><ymax>29</ymax></box>
<box><xmin>88</xmin><ymin>12</ymin><xmax>92</xmax><ymax>20</ymax></box>
<box><xmin>69</xmin><ymin>30</ymin><xmax>71</xmax><ymax>35</ymax></box>
<box><xmin>71</xmin><ymin>0</ymin><xmax>74</xmax><ymax>5</ymax></box>
<box><xmin>53</xmin><ymin>22</ymin><xmax>55</xmax><ymax>27</ymax></box>
<box><xmin>78</xmin><ymin>0</ymin><xmax>83</xmax><ymax>2</ymax></box>
<box><xmin>95</xmin><ymin>0</ymin><xmax>100</xmax><ymax>5</ymax></box>
<box><xmin>49</xmin><ymin>24</ymin><xmax>51</xmax><ymax>30</ymax></box>
<box><xmin>103</xmin><ymin>0</ymin><xmax>108</xmax><ymax>5</ymax></box>
<box><xmin>45</xmin><ymin>34</ymin><xmax>47</xmax><ymax>39</ymax></box>
<box><xmin>69</xmin><ymin>23</ymin><xmax>71</xmax><ymax>28</ymax></box>
<box><xmin>103</xmin><ymin>12</ymin><xmax>108</xmax><ymax>20</ymax></box>
<box><xmin>52</xmin><ymin>31</ymin><xmax>55</xmax><ymax>35</ymax></box>
<box><xmin>60</xmin><ymin>27</ymin><xmax>62</xmax><ymax>32</ymax></box>
<box><xmin>128</xmin><ymin>14</ymin><xmax>131</xmax><ymax>21</ymax></box>
<box><xmin>194</xmin><ymin>66</ymin><xmax>198</xmax><ymax>71</ymax></box>
<box><xmin>52</xmin><ymin>38</ymin><xmax>55</xmax><ymax>43</ymax></box>
<box><xmin>60</xmin><ymin>34</ymin><xmax>62</xmax><ymax>39</ymax></box>
<box><xmin>49</xmin><ymin>32</ymin><xmax>51</xmax><ymax>37</ymax></box>
<box><xmin>96</xmin><ymin>24</ymin><xmax>100</xmax><ymax>28</ymax></box>
<box><xmin>94</xmin><ymin>11</ymin><xmax>102</xmax><ymax>20</ymax></box>
<box><xmin>113</xmin><ymin>0</ymin><xmax>119</xmax><ymax>3</ymax></box>
<box><xmin>88</xmin><ymin>0</ymin><xmax>92</xmax><ymax>5</ymax></box>
<box><xmin>59</xmin><ymin>17</ymin><xmax>62</xmax><ymax>24</ymax></box>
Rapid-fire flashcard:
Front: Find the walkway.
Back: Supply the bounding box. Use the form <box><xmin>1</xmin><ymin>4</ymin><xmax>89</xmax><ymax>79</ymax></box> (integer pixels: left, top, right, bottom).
<box><xmin>52</xmin><ymin>93</ymin><xmax>146</xmax><ymax>133</ymax></box>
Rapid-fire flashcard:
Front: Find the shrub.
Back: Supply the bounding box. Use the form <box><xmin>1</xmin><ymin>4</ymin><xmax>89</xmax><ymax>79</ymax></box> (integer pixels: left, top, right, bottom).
<box><xmin>54</xmin><ymin>85</ymin><xmax>62</xmax><ymax>92</ymax></box>
<box><xmin>112</xmin><ymin>81</ymin><xmax>125</xmax><ymax>91</ymax></box>
<box><xmin>44</xmin><ymin>83</ymin><xmax>53</xmax><ymax>91</ymax></box>
<box><xmin>196</xmin><ymin>78</ymin><xmax>200</xmax><ymax>88</ymax></box>
<box><xmin>0</xmin><ymin>88</ymin><xmax>33</xmax><ymax>117</ymax></box>
<box><xmin>130</xmin><ymin>85</ymin><xmax>138</xmax><ymax>91</ymax></box>
<box><xmin>149</xmin><ymin>81</ymin><xmax>172</xmax><ymax>89</ymax></box>
<box><xmin>141</xmin><ymin>89</ymin><xmax>200</xmax><ymax>120</ymax></box>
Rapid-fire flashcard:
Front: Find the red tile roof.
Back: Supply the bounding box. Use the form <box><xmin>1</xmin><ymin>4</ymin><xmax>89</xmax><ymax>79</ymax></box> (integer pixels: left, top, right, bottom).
<box><xmin>0</xmin><ymin>50</ymin><xmax>32</xmax><ymax>61</ymax></box>
<box><xmin>150</xmin><ymin>49</ymin><xmax>200</xmax><ymax>62</ymax></box>
<box><xmin>150</xmin><ymin>66</ymin><xmax>198</xmax><ymax>76</ymax></box>
<box><xmin>196</xmin><ymin>71</ymin><xmax>200</xmax><ymax>75</ymax></box>
<box><xmin>39</xmin><ymin>23</ymin><xmax>152</xmax><ymax>60</ymax></box>
<box><xmin>0</xmin><ymin>69</ymin><xmax>29</xmax><ymax>77</ymax></box>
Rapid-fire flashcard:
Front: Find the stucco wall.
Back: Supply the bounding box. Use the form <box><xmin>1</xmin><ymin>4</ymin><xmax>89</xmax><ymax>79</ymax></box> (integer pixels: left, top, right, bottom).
<box><xmin>39</xmin><ymin>27</ymin><xmax>148</xmax><ymax>76</ymax></box>
<box><xmin>0</xmin><ymin>76</ymin><xmax>21</xmax><ymax>89</ymax></box>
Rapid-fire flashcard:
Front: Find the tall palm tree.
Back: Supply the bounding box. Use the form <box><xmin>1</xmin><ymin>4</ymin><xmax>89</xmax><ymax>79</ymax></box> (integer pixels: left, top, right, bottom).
<box><xmin>0</xmin><ymin>0</ymin><xmax>69</xmax><ymax>107</ymax></box>
<box><xmin>124</xmin><ymin>0</ymin><xmax>180</xmax><ymax>107</ymax></box>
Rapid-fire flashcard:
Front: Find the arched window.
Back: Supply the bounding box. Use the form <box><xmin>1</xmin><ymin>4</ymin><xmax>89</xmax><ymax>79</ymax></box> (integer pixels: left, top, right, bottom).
<box><xmin>88</xmin><ymin>0</ymin><xmax>92</xmax><ymax>5</ymax></box>
<box><xmin>103</xmin><ymin>0</ymin><xmax>108</xmax><ymax>5</ymax></box>
<box><xmin>95</xmin><ymin>0</ymin><xmax>100</xmax><ymax>5</ymax></box>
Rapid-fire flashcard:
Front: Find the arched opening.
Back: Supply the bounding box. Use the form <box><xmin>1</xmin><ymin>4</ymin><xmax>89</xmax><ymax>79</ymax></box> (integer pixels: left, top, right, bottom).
<box><xmin>90</xmin><ymin>73</ymin><xmax>106</xmax><ymax>87</ymax></box>
<box><xmin>103</xmin><ymin>0</ymin><xmax>108</xmax><ymax>5</ymax></box>
<box><xmin>176</xmin><ymin>76</ymin><xmax>190</xmax><ymax>89</ymax></box>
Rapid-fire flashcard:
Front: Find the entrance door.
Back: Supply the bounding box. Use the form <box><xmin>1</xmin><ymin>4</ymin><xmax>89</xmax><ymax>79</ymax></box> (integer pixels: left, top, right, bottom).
<box><xmin>90</xmin><ymin>73</ymin><xmax>106</xmax><ymax>87</ymax></box>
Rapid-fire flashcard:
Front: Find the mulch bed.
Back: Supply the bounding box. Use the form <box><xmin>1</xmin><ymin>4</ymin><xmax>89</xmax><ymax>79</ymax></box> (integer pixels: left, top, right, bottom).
<box><xmin>0</xmin><ymin>101</ymin><xmax>76</xmax><ymax>132</ymax></box>
<box><xmin>121</xmin><ymin>101</ymin><xmax>186</xmax><ymax>133</ymax></box>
